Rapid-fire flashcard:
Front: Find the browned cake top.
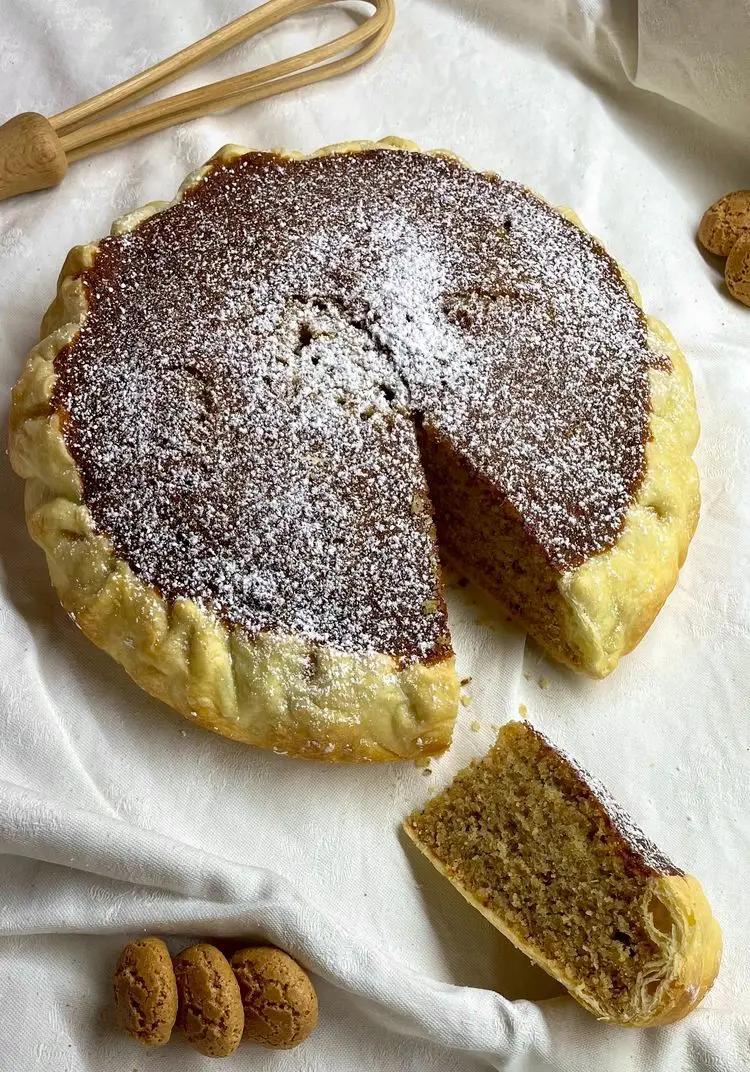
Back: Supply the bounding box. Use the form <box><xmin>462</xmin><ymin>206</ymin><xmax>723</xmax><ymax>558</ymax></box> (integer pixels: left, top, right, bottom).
<box><xmin>53</xmin><ymin>148</ymin><xmax>659</xmax><ymax>660</ymax></box>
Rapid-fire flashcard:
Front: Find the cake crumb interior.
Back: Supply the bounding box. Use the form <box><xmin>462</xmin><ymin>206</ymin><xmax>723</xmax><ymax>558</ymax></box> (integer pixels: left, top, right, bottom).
<box><xmin>406</xmin><ymin>722</ymin><xmax>672</xmax><ymax>1017</ymax></box>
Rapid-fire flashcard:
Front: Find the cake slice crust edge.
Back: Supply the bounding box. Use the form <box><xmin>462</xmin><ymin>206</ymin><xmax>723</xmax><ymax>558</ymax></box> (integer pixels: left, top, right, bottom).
<box><xmin>403</xmin><ymin>723</ymin><xmax>722</xmax><ymax>1026</ymax></box>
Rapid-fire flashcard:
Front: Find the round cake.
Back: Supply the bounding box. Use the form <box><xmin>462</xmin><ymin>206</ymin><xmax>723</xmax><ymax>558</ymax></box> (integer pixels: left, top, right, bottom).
<box><xmin>9</xmin><ymin>138</ymin><xmax>699</xmax><ymax>761</ymax></box>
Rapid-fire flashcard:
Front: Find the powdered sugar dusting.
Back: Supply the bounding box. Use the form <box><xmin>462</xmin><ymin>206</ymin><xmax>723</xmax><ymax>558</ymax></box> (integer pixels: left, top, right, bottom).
<box><xmin>54</xmin><ymin>149</ymin><xmax>659</xmax><ymax>659</ymax></box>
<box><xmin>527</xmin><ymin>723</ymin><xmax>682</xmax><ymax>875</ymax></box>
<box><xmin>580</xmin><ymin>766</ymin><xmax>683</xmax><ymax>875</ymax></box>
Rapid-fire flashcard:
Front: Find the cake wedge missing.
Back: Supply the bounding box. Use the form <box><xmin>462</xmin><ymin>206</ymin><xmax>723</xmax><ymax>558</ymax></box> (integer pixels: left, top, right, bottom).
<box><xmin>403</xmin><ymin>721</ymin><xmax>721</xmax><ymax>1026</ymax></box>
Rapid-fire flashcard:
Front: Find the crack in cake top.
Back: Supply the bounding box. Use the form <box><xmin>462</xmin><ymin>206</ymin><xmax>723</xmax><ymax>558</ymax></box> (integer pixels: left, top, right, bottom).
<box><xmin>53</xmin><ymin>148</ymin><xmax>660</xmax><ymax>659</ymax></box>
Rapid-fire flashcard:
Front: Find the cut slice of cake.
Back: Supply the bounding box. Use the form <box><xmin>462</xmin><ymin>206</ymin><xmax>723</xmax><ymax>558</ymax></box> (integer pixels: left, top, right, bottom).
<box><xmin>403</xmin><ymin>721</ymin><xmax>721</xmax><ymax>1026</ymax></box>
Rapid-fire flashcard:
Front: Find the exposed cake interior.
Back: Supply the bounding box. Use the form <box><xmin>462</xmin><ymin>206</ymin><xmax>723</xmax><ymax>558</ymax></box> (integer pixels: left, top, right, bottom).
<box><xmin>405</xmin><ymin>721</ymin><xmax>682</xmax><ymax>1019</ymax></box>
<box><xmin>418</xmin><ymin>424</ymin><xmax>583</xmax><ymax>669</ymax></box>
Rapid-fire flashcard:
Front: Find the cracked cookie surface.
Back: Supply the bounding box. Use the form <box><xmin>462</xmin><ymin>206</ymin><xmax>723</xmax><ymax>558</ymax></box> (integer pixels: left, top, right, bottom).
<box><xmin>231</xmin><ymin>945</ymin><xmax>318</xmax><ymax>1048</ymax></box>
<box><xmin>113</xmin><ymin>936</ymin><xmax>178</xmax><ymax>1046</ymax></box>
<box><xmin>173</xmin><ymin>943</ymin><xmax>244</xmax><ymax>1056</ymax></box>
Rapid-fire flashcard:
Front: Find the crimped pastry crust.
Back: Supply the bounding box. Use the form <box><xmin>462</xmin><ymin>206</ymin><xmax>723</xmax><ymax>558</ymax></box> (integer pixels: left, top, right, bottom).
<box><xmin>549</xmin><ymin>218</ymin><xmax>700</xmax><ymax>676</ymax></box>
<box><xmin>9</xmin><ymin>138</ymin><xmax>699</xmax><ymax>761</ymax></box>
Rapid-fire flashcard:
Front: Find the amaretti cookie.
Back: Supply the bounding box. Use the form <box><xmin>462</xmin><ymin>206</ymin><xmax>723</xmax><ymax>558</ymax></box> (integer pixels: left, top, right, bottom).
<box><xmin>173</xmin><ymin>943</ymin><xmax>244</xmax><ymax>1057</ymax></box>
<box><xmin>231</xmin><ymin>946</ymin><xmax>318</xmax><ymax>1048</ymax></box>
<box><xmin>113</xmin><ymin>936</ymin><xmax>178</xmax><ymax>1046</ymax></box>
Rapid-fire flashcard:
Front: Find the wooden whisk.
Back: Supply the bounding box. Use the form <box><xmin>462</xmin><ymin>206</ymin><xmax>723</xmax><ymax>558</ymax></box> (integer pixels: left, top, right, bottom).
<box><xmin>0</xmin><ymin>0</ymin><xmax>394</xmax><ymax>203</ymax></box>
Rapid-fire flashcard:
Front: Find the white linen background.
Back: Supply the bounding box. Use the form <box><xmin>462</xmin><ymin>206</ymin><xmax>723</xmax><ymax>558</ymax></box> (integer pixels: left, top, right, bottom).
<box><xmin>0</xmin><ymin>0</ymin><xmax>749</xmax><ymax>1068</ymax></box>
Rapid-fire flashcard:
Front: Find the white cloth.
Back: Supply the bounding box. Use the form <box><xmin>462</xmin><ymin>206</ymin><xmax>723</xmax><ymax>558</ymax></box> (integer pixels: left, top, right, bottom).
<box><xmin>1</xmin><ymin>1</ymin><xmax>749</xmax><ymax>1069</ymax></box>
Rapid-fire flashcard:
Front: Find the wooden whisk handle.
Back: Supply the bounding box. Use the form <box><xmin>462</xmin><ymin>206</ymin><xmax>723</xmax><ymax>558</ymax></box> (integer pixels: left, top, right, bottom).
<box><xmin>0</xmin><ymin>113</ymin><xmax>67</xmax><ymax>201</ymax></box>
<box><xmin>0</xmin><ymin>0</ymin><xmax>394</xmax><ymax>204</ymax></box>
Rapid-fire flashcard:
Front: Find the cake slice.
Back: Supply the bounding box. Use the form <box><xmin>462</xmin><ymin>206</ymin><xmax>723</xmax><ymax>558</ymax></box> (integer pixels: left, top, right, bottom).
<box><xmin>403</xmin><ymin>721</ymin><xmax>721</xmax><ymax>1026</ymax></box>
